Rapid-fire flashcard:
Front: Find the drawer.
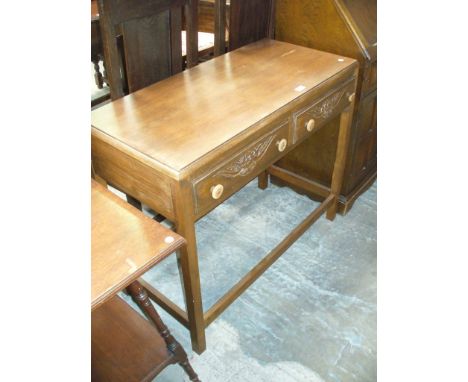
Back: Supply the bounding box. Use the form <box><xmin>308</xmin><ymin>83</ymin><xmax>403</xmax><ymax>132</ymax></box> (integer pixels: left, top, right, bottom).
<box><xmin>193</xmin><ymin>120</ymin><xmax>290</xmax><ymax>215</ymax></box>
<box><xmin>292</xmin><ymin>80</ymin><xmax>355</xmax><ymax>144</ymax></box>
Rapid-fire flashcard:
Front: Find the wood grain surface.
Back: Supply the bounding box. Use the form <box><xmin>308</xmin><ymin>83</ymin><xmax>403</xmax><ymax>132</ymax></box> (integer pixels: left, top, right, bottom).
<box><xmin>92</xmin><ymin>295</ymin><xmax>172</xmax><ymax>381</ymax></box>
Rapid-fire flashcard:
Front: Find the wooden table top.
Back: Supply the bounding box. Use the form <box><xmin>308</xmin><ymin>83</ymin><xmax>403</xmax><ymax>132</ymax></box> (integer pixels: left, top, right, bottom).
<box><xmin>91</xmin><ymin>39</ymin><xmax>355</xmax><ymax>174</ymax></box>
<box><xmin>91</xmin><ymin>180</ymin><xmax>186</xmax><ymax>310</ymax></box>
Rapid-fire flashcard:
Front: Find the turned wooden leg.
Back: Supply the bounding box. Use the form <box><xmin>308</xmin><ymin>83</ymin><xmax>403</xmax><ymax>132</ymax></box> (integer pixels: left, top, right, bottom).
<box><xmin>92</xmin><ymin>56</ymin><xmax>104</xmax><ymax>89</ymax></box>
<box><xmin>326</xmin><ymin>99</ymin><xmax>354</xmax><ymax>221</ymax></box>
<box><xmin>101</xmin><ymin>55</ymin><xmax>109</xmax><ymax>87</ymax></box>
<box><xmin>127</xmin><ymin>281</ymin><xmax>201</xmax><ymax>381</ymax></box>
<box><xmin>258</xmin><ymin>170</ymin><xmax>269</xmax><ymax>190</ymax></box>
<box><xmin>172</xmin><ymin>183</ymin><xmax>206</xmax><ymax>354</ymax></box>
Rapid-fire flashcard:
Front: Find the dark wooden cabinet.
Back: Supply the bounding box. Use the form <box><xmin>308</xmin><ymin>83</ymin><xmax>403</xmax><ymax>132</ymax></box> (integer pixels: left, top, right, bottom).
<box><xmin>274</xmin><ymin>0</ymin><xmax>377</xmax><ymax>214</ymax></box>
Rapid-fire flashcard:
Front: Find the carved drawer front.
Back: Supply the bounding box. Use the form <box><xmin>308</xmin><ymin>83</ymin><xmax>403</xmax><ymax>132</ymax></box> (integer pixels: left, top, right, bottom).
<box><xmin>292</xmin><ymin>80</ymin><xmax>355</xmax><ymax>144</ymax></box>
<box><xmin>194</xmin><ymin>120</ymin><xmax>290</xmax><ymax>215</ymax></box>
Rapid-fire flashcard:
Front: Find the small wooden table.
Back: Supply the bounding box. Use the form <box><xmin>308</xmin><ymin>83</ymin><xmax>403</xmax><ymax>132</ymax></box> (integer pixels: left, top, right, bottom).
<box><xmin>91</xmin><ymin>180</ymin><xmax>200</xmax><ymax>381</ymax></box>
<box><xmin>92</xmin><ymin>39</ymin><xmax>358</xmax><ymax>353</ymax></box>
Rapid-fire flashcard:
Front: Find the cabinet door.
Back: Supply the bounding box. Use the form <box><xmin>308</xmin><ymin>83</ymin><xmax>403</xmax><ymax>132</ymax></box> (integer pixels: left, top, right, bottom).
<box><xmin>349</xmin><ymin>93</ymin><xmax>377</xmax><ymax>186</ymax></box>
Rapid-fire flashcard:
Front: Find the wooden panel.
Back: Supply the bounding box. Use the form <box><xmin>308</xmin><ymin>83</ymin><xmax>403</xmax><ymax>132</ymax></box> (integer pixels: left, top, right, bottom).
<box><xmin>276</xmin><ymin>0</ymin><xmax>362</xmax><ymax>61</ymax></box>
<box><xmin>362</xmin><ymin>60</ymin><xmax>377</xmax><ymax>96</ymax></box>
<box><xmin>198</xmin><ymin>0</ymin><xmax>215</xmax><ymax>32</ymax></box>
<box><xmin>198</xmin><ymin>0</ymin><xmax>230</xmax><ymax>32</ymax></box>
<box><xmin>340</xmin><ymin>0</ymin><xmax>377</xmax><ymax>47</ymax></box>
<box><xmin>91</xmin><ymin>180</ymin><xmax>185</xmax><ymax>310</ymax></box>
<box><xmin>122</xmin><ymin>11</ymin><xmax>172</xmax><ymax>93</ymax></box>
<box><xmin>292</xmin><ymin>79</ymin><xmax>355</xmax><ymax>144</ymax></box>
<box><xmin>91</xmin><ymin>0</ymin><xmax>102</xmax><ymax>59</ymax></box>
<box><xmin>109</xmin><ymin>0</ymin><xmax>185</xmax><ymax>25</ymax></box>
<box><xmin>193</xmin><ymin>119</ymin><xmax>289</xmax><ymax>215</ymax></box>
<box><xmin>92</xmin><ymin>296</ymin><xmax>172</xmax><ymax>381</ymax></box>
<box><xmin>97</xmin><ymin>0</ymin><xmax>194</xmax><ymax>100</ymax></box>
<box><xmin>91</xmin><ymin>137</ymin><xmax>175</xmax><ymax>220</ymax></box>
<box><xmin>355</xmin><ymin>90</ymin><xmax>377</xmax><ymax>142</ymax></box>
<box><xmin>229</xmin><ymin>0</ymin><xmax>274</xmax><ymax>50</ymax></box>
<box><xmin>351</xmin><ymin>139</ymin><xmax>368</xmax><ymax>180</ymax></box>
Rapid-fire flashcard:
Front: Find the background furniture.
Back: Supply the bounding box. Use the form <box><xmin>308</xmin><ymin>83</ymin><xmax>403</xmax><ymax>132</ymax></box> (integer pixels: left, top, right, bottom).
<box><xmin>91</xmin><ymin>179</ymin><xmax>200</xmax><ymax>381</ymax></box>
<box><xmin>97</xmin><ymin>0</ymin><xmax>199</xmax><ymax>100</ymax></box>
<box><xmin>91</xmin><ymin>0</ymin><xmax>112</xmax><ymax>107</ymax></box>
<box><xmin>92</xmin><ymin>39</ymin><xmax>358</xmax><ymax>353</ymax></box>
<box><xmin>228</xmin><ymin>0</ymin><xmax>275</xmax><ymax>51</ymax></box>
<box><xmin>91</xmin><ymin>0</ymin><xmax>104</xmax><ymax>89</ymax></box>
<box><xmin>192</xmin><ymin>0</ymin><xmax>274</xmax><ymax>56</ymax></box>
<box><xmin>95</xmin><ymin>0</ymin><xmax>199</xmax><ymax>209</ymax></box>
<box><xmin>274</xmin><ymin>0</ymin><xmax>377</xmax><ymax>214</ymax></box>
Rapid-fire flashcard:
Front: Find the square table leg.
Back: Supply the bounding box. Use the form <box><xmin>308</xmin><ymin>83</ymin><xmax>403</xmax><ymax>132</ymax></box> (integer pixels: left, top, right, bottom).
<box><xmin>172</xmin><ymin>182</ymin><xmax>207</xmax><ymax>354</ymax></box>
<box><xmin>326</xmin><ymin>99</ymin><xmax>355</xmax><ymax>221</ymax></box>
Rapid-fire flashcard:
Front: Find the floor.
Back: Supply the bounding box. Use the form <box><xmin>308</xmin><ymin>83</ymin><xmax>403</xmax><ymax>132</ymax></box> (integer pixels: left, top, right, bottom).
<box><xmin>115</xmin><ymin>179</ymin><xmax>377</xmax><ymax>382</ymax></box>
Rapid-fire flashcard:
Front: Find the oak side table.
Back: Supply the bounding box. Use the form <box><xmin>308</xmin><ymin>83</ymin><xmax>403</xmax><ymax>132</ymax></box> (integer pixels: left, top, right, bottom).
<box><xmin>92</xmin><ymin>39</ymin><xmax>358</xmax><ymax>353</ymax></box>
<box><xmin>91</xmin><ymin>179</ymin><xmax>200</xmax><ymax>381</ymax></box>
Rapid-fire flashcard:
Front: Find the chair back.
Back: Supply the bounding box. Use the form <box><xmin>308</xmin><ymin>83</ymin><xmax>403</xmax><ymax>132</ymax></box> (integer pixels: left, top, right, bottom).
<box><xmin>97</xmin><ymin>0</ymin><xmax>199</xmax><ymax>99</ymax></box>
<box><xmin>228</xmin><ymin>0</ymin><xmax>275</xmax><ymax>51</ymax></box>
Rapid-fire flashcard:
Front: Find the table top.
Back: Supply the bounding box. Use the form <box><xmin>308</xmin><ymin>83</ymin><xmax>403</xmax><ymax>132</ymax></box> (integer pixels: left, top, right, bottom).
<box><xmin>91</xmin><ymin>39</ymin><xmax>356</xmax><ymax>175</ymax></box>
<box><xmin>91</xmin><ymin>180</ymin><xmax>185</xmax><ymax>310</ymax></box>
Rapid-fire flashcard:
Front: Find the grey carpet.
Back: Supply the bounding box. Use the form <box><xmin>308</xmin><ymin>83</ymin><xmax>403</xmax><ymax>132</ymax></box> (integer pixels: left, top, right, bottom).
<box><xmin>117</xmin><ymin>179</ymin><xmax>377</xmax><ymax>382</ymax></box>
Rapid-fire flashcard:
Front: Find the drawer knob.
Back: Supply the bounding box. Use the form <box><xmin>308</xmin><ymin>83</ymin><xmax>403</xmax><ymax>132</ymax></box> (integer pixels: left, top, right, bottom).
<box><xmin>348</xmin><ymin>93</ymin><xmax>355</xmax><ymax>103</ymax></box>
<box><xmin>276</xmin><ymin>138</ymin><xmax>288</xmax><ymax>152</ymax></box>
<box><xmin>305</xmin><ymin>118</ymin><xmax>316</xmax><ymax>132</ymax></box>
<box><xmin>211</xmin><ymin>184</ymin><xmax>224</xmax><ymax>199</ymax></box>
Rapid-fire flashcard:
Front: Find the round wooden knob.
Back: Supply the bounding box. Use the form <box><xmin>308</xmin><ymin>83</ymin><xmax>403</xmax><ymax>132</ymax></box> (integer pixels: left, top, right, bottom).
<box><xmin>276</xmin><ymin>138</ymin><xmax>288</xmax><ymax>152</ymax></box>
<box><xmin>211</xmin><ymin>184</ymin><xmax>224</xmax><ymax>199</ymax></box>
<box><xmin>348</xmin><ymin>93</ymin><xmax>355</xmax><ymax>103</ymax></box>
<box><xmin>305</xmin><ymin>118</ymin><xmax>315</xmax><ymax>132</ymax></box>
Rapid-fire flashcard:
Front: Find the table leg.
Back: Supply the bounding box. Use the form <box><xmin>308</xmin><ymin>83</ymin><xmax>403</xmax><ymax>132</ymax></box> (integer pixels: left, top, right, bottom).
<box><xmin>326</xmin><ymin>103</ymin><xmax>354</xmax><ymax>221</ymax></box>
<box><xmin>127</xmin><ymin>281</ymin><xmax>201</xmax><ymax>382</ymax></box>
<box><xmin>172</xmin><ymin>183</ymin><xmax>206</xmax><ymax>354</ymax></box>
<box><xmin>258</xmin><ymin>170</ymin><xmax>269</xmax><ymax>190</ymax></box>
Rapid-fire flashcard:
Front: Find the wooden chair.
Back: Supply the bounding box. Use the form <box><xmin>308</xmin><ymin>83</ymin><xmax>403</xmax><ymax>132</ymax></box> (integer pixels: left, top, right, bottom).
<box><xmin>91</xmin><ymin>0</ymin><xmax>104</xmax><ymax>89</ymax></box>
<box><xmin>91</xmin><ymin>0</ymin><xmax>112</xmax><ymax>107</ymax></box>
<box><xmin>96</xmin><ymin>0</ymin><xmax>199</xmax><ymax>209</ymax></box>
<box><xmin>97</xmin><ymin>0</ymin><xmax>199</xmax><ymax>100</ymax></box>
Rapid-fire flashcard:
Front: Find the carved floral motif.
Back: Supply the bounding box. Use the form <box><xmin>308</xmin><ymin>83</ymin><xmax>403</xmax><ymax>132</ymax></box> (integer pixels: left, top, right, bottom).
<box><xmin>217</xmin><ymin>135</ymin><xmax>275</xmax><ymax>178</ymax></box>
<box><xmin>309</xmin><ymin>90</ymin><xmax>346</xmax><ymax>119</ymax></box>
